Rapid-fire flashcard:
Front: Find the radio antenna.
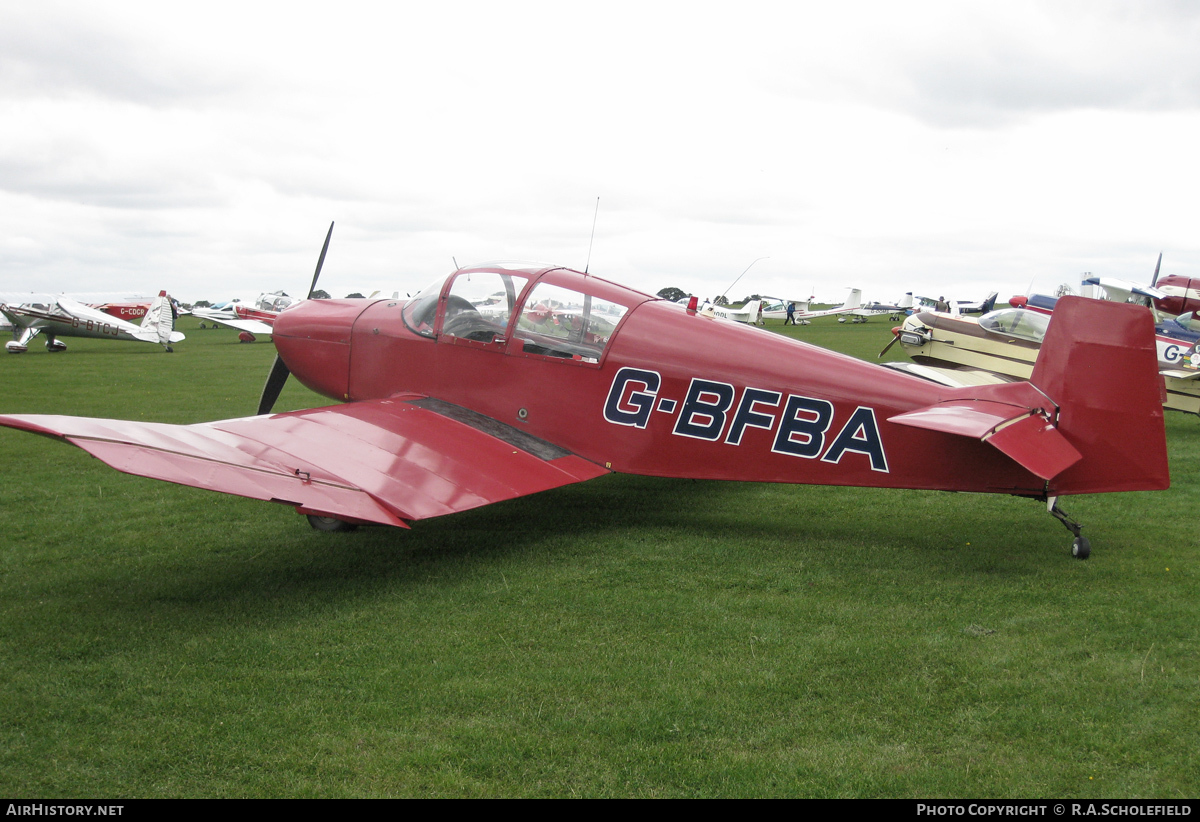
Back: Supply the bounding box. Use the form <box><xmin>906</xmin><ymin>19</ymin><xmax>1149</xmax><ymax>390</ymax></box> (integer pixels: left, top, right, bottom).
<box><xmin>722</xmin><ymin>256</ymin><xmax>769</xmax><ymax>298</ymax></box>
<box><xmin>584</xmin><ymin>197</ymin><xmax>600</xmax><ymax>273</ymax></box>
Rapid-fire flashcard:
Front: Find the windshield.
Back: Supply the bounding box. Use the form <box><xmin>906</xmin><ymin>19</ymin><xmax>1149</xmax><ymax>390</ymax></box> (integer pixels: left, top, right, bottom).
<box><xmin>402</xmin><ymin>270</ymin><xmax>532</xmax><ymax>340</ymax></box>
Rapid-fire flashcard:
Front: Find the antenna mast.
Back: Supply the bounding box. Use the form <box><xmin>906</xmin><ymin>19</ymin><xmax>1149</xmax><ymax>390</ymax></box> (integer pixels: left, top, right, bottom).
<box><xmin>722</xmin><ymin>256</ymin><xmax>769</xmax><ymax>298</ymax></box>
<box><xmin>584</xmin><ymin>197</ymin><xmax>600</xmax><ymax>273</ymax></box>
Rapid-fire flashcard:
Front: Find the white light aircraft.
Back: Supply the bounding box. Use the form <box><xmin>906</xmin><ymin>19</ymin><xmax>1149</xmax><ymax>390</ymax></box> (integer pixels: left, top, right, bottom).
<box><xmin>1</xmin><ymin>291</ymin><xmax>183</xmax><ymax>354</ymax></box>
<box><xmin>798</xmin><ymin>288</ymin><xmax>863</xmax><ymax>322</ymax></box>
<box><xmin>838</xmin><ymin>293</ymin><xmax>915</xmax><ymax>323</ymax></box>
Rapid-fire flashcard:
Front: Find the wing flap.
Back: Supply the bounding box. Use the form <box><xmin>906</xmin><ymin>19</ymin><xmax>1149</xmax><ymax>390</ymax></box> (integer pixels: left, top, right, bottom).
<box><xmin>0</xmin><ymin>398</ymin><xmax>609</xmax><ymax>525</ymax></box>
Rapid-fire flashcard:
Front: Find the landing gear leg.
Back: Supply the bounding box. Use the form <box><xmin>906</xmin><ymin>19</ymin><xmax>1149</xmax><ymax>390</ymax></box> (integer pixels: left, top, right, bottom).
<box><xmin>1047</xmin><ymin>496</ymin><xmax>1090</xmax><ymax>559</ymax></box>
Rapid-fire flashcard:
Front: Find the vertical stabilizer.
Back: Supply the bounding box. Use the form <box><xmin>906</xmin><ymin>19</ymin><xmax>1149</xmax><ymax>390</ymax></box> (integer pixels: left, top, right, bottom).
<box><xmin>1032</xmin><ymin>296</ymin><xmax>1169</xmax><ymax>495</ymax></box>
<box><xmin>141</xmin><ymin>291</ymin><xmax>178</xmax><ymax>345</ymax></box>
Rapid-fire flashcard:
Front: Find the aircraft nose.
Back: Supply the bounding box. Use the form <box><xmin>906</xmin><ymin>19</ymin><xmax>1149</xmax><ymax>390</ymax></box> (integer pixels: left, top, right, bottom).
<box><xmin>272</xmin><ymin>299</ymin><xmax>373</xmax><ymax>402</ymax></box>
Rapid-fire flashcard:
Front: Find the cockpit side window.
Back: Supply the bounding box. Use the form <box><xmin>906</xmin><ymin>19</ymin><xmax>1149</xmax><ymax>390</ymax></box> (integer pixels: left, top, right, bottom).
<box><xmin>514</xmin><ymin>283</ymin><xmax>629</xmax><ymax>364</ymax></box>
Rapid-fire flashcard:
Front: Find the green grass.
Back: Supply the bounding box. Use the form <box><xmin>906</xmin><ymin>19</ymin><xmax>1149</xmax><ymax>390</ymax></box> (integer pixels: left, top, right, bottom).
<box><xmin>0</xmin><ymin>315</ymin><xmax>1197</xmax><ymax>797</ymax></box>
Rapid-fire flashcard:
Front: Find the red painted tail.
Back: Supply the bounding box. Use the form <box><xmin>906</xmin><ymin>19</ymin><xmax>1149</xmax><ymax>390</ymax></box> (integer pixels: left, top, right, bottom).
<box><xmin>1031</xmin><ymin>296</ymin><xmax>1169</xmax><ymax>495</ymax></box>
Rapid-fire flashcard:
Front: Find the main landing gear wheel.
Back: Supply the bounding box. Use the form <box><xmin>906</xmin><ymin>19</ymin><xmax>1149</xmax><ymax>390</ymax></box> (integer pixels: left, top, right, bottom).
<box><xmin>306</xmin><ymin>514</ymin><xmax>357</xmax><ymax>532</ymax></box>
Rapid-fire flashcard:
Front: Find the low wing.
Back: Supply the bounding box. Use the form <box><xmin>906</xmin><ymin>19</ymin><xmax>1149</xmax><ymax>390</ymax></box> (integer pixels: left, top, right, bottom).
<box><xmin>209</xmin><ymin>317</ymin><xmax>275</xmax><ymax>335</ymax></box>
<box><xmin>191</xmin><ymin>307</ymin><xmax>273</xmax><ymax>336</ymax></box>
<box><xmin>881</xmin><ymin>361</ymin><xmax>1020</xmax><ymax>388</ymax></box>
<box><xmin>0</xmin><ymin>396</ymin><xmax>610</xmax><ymax>527</ymax></box>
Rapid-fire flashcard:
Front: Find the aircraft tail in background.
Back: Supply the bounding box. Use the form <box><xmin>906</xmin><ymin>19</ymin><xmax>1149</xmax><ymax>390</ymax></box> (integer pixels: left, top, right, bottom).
<box><xmin>138</xmin><ymin>291</ymin><xmax>185</xmax><ymax>346</ymax></box>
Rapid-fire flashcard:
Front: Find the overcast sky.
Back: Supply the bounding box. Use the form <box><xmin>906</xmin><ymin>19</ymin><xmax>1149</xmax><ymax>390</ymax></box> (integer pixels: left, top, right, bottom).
<box><xmin>2</xmin><ymin>0</ymin><xmax>1199</xmax><ymax>305</ymax></box>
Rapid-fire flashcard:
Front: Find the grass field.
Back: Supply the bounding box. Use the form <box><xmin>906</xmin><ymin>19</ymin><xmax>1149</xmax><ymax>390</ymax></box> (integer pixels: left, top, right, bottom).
<box><xmin>1</xmin><ymin>313</ymin><xmax>1197</xmax><ymax>798</ymax></box>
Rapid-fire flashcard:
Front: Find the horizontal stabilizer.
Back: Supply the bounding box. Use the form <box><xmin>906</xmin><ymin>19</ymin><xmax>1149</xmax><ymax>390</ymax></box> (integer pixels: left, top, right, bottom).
<box><xmin>982</xmin><ymin>414</ymin><xmax>1083</xmax><ymax>481</ymax></box>
<box><xmin>0</xmin><ymin>396</ymin><xmax>609</xmax><ymax>526</ymax></box>
<box><xmin>890</xmin><ymin>398</ymin><xmax>1081</xmax><ymax>480</ymax></box>
<box><xmin>881</xmin><ymin>361</ymin><xmax>1017</xmax><ymax>388</ymax></box>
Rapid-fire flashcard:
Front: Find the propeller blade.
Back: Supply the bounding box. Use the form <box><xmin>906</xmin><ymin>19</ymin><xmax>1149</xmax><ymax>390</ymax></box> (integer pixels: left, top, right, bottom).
<box><xmin>308</xmin><ymin>221</ymin><xmax>334</xmax><ymax>299</ymax></box>
<box><xmin>257</xmin><ymin>355</ymin><xmax>292</xmax><ymax>416</ymax></box>
<box><xmin>256</xmin><ymin>221</ymin><xmax>334</xmax><ymax>416</ymax></box>
<box><xmin>1151</xmin><ymin>252</ymin><xmax>1162</xmax><ymax>287</ymax></box>
<box><xmin>878</xmin><ymin>329</ymin><xmax>902</xmax><ymax>358</ymax></box>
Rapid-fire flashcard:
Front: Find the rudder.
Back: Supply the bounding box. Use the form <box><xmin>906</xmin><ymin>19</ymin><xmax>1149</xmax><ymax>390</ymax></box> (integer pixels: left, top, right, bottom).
<box><xmin>1031</xmin><ymin>296</ymin><xmax>1169</xmax><ymax>495</ymax></box>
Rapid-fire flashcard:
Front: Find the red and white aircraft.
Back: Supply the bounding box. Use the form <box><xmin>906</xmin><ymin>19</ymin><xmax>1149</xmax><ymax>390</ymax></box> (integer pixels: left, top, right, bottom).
<box><xmin>0</xmin><ymin>227</ymin><xmax>1170</xmax><ymax>558</ymax></box>
<box><xmin>191</xmin><ymin>292</ymin><xmax>295</xmax><ymax>341</ymax></box>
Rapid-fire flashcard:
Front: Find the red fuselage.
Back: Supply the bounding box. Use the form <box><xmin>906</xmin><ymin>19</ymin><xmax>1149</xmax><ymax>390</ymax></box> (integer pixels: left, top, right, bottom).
<box><xmin>272</xmin><ymin>265</ymin><xmax>1052</xmax><ymax>497</ymax></box>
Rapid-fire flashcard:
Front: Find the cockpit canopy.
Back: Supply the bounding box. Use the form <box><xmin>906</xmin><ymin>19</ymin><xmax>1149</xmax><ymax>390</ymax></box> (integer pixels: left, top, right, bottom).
<box><xmin>401</xmin><ymin>263</ymin><xmax>649</xmax><ymax>363</ymax></box>
<box><xmin>978</xmin><ymin>307</ymin><xmax>1050</xmax><ymax>343</ymax></box>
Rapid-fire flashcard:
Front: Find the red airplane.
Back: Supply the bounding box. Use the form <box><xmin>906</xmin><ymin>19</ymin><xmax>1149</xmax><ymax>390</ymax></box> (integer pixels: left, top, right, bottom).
<box><xmin>0</xmin><ymin>226</ymin><xmax>1170</xmax><ymax>559</ymax></box>
<box><xmin>1154</xmin><ymin>273</ymin><xmax>1200</xmax><ymax>317</ymax></box>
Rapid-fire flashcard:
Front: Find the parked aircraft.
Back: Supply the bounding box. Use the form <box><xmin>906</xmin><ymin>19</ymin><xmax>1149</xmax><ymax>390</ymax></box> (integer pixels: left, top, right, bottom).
<box><xmin>92</xmin><ymin>300</ymin><xmax>153</xmax><ymax>321</ymax></box>
<box><xmin>0</xmin><ymin>231</ymin><xmax>1169</xmax><ymax>559</ymax></box>
<box><xmin>1155</xmin><ymin>274</ymin><xmax>1200</xmax><ymax>317</ymax></box>
<box><xmin>883</xmin><ymin>304</ymin><xmax>1200</xmax><ymax>417</ymax></box>
<box><xmin>711</xmin><ymin>299</ymin><xmax>764</xmax><ymax>324</ymax></box>
<box><xmin>796</xmin><ymin>289</ymin><xmax>863</xmax><ymax>322</ymax></box>
<box><xmin>1008</xmin><ymin>283</ymin><xmax>1200</xmax><ymax>369</ymax></box>
<box><xmin>838</xmin><ymin>293</ymin><xmax>915</xmax><ymax>323</ymax></box>
<box><xmin>1059</xmin><ymin>253</ymin><xmax>1200</xmax><ymax>319</ymax></box>
<box><xmin>913</xmin><ymin>293</ymin><xmax>999</xmax><ymax>316</ymax></box>
<box><xmin>1</xmin><ymin>291</ymin><xmax>183</xmax><ymax>353</ymax></box>
<box><xmin>1135</xmin><ymin>252</ymin><xmax>1199</xmax><ymax>317</ymax></box>
<box><xmin>761</xmin><ymin>296</ymin><xmax>816</xmax><ymax>323</ymax></box>
<box><xmin>192</xmin><ymin>291</ymin><xmax>294</xmax><ymax>340</ymax></box>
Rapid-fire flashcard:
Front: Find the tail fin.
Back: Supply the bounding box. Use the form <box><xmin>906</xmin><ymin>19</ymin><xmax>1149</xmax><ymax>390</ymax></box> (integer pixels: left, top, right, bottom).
<box><xmin>140</xmin><ymin>291</ymin><xmax>180</xmax><ymax>345</ymax></box>
<box><xmin>888</xmin><ymin>296</ymin><xmax>1168</xmax><ymax>495</ymax></box>
<box><xmin>1030</xmin><ymin>296</ymin><xmax>1168</xmax><ymax>495</ymax></box>
<box><xmin>843</xmin><ymin>289</ymin><xmax>862</xmax><ymax>310</ymax></box>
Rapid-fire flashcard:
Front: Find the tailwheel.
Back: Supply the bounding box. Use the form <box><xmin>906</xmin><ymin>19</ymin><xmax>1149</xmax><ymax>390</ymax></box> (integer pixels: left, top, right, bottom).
<box><xmin>1048</xmin><ymin>497</ymin><xmax>1089</xmax><ymax>559</ymax></box>
<box><xmin>1072</xmin><ymin>536</ymin><xmax>1091</xmax><ymax>560</ymax></box>
<box><xmin>306</xmin><ymin>514</ymin><xmax>357</xmax><ymax>532</ymax></box>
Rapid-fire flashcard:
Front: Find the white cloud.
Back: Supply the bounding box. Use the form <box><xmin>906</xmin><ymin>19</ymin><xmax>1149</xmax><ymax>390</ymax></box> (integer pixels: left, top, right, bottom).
<box><xmin>0</xmin><ymin>0</ymin><xmax>1197</xmax><ymax>305</ymax></box>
